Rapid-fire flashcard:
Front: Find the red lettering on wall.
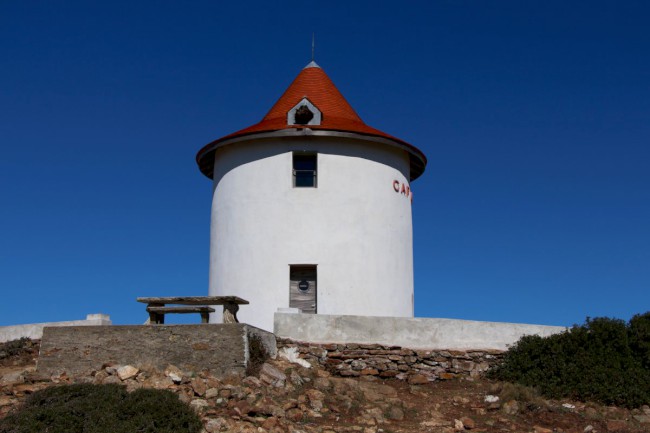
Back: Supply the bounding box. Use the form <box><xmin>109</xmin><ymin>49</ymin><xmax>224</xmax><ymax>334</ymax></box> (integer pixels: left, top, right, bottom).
<box><xmin>392</xmin><ymin>180</ymin><xmax>413</xmax><ymax>202</ymax></box>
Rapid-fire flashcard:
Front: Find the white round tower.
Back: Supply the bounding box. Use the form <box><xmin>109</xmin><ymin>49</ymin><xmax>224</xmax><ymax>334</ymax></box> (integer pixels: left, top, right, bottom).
<box><xmin>196</xmin><ymin>62</ymin><xmax>427</xmax><ymax>331</ymax></box>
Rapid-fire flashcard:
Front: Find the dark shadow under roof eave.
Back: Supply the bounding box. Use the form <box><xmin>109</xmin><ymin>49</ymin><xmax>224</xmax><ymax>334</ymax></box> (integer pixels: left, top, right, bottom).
<box><xmin>196</xmin><ymin>128</ymin><xmax>427</xmax><ymax>181</ymax></box>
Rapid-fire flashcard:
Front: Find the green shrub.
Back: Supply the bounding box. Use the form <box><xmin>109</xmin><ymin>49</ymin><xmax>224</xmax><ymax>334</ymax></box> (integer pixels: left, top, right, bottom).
<box><xmin>629</xmin><ymin>312</ymin><xmax>650</xmax><ymax>369</ymax></box>
<box><xmin>0</xmin><ymin>383</ymin><xmax>203</xmax><ymax>433</ymax></box>
<box><xmin>487</xmin><ymin>313</ymin><xmax>650</xmax><ymax>408</ymax></box>
<box><xmin>0</xmin><ymin>338</ymin><xmax>33</xmax><ymax>361</ymax></box>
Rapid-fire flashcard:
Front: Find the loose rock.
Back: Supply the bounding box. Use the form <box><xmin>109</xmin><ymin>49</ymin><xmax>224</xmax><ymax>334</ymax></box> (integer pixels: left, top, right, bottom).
<box><xmin>460</xmin><ymin>416</ymin><xmax>475</xmax><ymax>429</ymax></box>
<box><xmin>408</xmin><ymin>374</ymin><xmax>429</xmax><ymax>385</ymax></box>
<box><xmin>189</xmin><ymin>398</ymin><xmax>209</xmax><ymax>413</ymax></box>
<box><xmin>259</xmin><ymin>363</ymin><xmax>286</xmax><ymax>387</ymax></box>
<box><xmin>164</xmin><ymin>365</ymin><xmax>184</xmax><ymax>383</ymax></box>
<box><xmin>116</xmin><ymin>365</ymin><xmax>139</xmax><ymax>381</ymax></box>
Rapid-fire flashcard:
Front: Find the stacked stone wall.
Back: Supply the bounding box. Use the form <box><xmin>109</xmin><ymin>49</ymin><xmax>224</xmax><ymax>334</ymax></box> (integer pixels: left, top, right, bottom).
<box><xmin>277</xmin><ymin>339</ymin><xmax>503</xmax><ymax>381</ymax></box>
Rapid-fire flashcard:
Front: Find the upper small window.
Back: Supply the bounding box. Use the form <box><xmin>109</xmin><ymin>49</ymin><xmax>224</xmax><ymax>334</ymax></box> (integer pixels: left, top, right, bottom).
<box><xmin>293</xmin><ymin>153</ymin><xmax>317</xmax><ymax>188</ymax></box>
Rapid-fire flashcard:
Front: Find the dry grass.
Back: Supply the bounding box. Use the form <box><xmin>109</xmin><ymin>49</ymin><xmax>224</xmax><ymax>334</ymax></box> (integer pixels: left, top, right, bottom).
<box><xmin>491</xmin><ymin>381</ymin><xmax>547</xmax><ymax>410</ymax></box>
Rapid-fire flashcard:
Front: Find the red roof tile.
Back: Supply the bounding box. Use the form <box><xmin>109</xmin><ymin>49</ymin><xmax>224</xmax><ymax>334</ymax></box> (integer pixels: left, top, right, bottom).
<box><xmin>197</xmin><ymin>63</ymin><xmax>427</xmax><ymax>180</ymax></box>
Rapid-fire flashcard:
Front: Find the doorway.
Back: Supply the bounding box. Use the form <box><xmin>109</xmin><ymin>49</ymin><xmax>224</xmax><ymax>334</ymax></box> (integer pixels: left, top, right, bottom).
<box><xmin>289</xmin><ymin>265</ymin><xmax>317</xmax><ymax>314</ymax></box>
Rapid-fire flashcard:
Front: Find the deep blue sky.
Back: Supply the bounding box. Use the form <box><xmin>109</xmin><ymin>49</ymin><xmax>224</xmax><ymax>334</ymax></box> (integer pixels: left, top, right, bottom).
<box><xmin>1</xmin><ymin>1</ymin><xmax>648</xmax><ymax>327</ymax></box>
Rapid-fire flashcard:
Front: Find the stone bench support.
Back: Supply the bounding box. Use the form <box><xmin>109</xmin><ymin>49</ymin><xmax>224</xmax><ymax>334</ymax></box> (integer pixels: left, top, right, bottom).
<box><xmin>146</xmin><ymin>306</ymin><xmax>215</xmax><ymax>324</ymax></box>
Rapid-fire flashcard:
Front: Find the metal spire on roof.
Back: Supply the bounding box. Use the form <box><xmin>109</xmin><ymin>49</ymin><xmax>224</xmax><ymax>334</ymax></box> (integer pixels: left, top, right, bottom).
<box><xmin>304</xmin><ymin>33</ymin><xmax>320</xmax><ymax>69</ymax></box>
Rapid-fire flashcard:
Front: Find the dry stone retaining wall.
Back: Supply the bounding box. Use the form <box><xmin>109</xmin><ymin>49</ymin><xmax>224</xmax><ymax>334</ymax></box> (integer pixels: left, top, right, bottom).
<box><xmin>277</xmin><ymin>338</ymin><xmax>503</xmax><ymax>381</ymax></box>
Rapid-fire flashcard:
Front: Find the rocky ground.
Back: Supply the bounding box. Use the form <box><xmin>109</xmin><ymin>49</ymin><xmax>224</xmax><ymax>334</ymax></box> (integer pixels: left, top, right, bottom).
<box><xmin>1</xmin><ymin>339</ymin><xmax>649</xmax><ymax>433</ymax></box>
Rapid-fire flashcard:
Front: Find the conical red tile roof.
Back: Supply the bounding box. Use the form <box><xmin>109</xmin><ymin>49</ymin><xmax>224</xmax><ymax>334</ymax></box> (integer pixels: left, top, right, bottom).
<box><xmin>263</xmin><ymin>61</ymin><xmax>363</xmax><ymax>124</ymax></box>
<box><xmin>197</xmin><ymin>62</ymin><xmax>426</xmax><ymax>180</ymax></box>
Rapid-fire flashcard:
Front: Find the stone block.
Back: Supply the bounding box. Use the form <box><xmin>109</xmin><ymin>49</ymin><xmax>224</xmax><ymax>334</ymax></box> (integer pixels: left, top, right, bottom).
<box><xmin>37</xmin><ymin>324</ymin><xmax>276</xmax><ymax>377</ymax></box>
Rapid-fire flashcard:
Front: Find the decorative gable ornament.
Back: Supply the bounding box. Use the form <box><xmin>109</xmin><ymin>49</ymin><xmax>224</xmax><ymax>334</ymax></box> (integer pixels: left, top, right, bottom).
<box><xmin>287</xmin><ymin>97</ymin><xmax>322</xmax><ymax>126</ymax></box>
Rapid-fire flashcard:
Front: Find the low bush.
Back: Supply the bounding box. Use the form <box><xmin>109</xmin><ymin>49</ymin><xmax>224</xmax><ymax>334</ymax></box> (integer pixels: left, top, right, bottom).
<box><xmin>488</xmin><ymin>312</ymin><xmax>650</xmax><ymax>408</ymax></box>
<box><xmin>0</xmin><ymin>383</ymin><xmax>203</xmax><ymax>433</ymax></box>
<box><xmin>0</xmin><ymin>338</ymin><xmax>33</xmax><ymax>361</ymax></box>
<box><xmin>629</xmin><ymin>312</ymin><xmax>650</xmax><ymax>369</ymax></box>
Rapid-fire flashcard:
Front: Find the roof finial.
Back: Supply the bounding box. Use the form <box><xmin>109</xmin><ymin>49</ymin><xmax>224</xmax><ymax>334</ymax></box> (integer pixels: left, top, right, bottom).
<box><xmin>304</xmin><ymin>34</ymin><xmax>320</xmax><ymax>69</ymax></box>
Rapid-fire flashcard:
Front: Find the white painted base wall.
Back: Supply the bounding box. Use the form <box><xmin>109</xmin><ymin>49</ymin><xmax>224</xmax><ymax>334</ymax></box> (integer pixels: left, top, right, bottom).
<box><xmin>274</xmin><ymin>312</ymin><xmax>567</xmax><ymax>351</ymax></box>
<box><xmin>0</xmin><ymin>314</ymin><xmax>112</xmax><ymax>343</ymax></box>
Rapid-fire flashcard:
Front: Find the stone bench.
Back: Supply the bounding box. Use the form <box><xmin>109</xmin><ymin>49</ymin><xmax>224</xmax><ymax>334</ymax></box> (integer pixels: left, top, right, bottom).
<box><xmin>137</xmin><ymin>296</ymin><xmax>249</xmax><ymax>324</ymax></box>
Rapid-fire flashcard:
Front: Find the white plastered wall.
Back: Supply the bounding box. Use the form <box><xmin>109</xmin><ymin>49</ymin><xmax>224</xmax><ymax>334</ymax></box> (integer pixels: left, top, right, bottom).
<box><xmin>208</xmin><ymin>136</ymin><xmax>414</xmax><ymax>331</ymax></box>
